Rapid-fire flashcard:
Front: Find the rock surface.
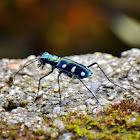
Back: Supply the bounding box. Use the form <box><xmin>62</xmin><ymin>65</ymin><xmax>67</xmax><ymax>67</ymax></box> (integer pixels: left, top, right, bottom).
<box><xmin>0</xmin><ymin>48</ymin><xmax>139</xmax><ymax>139</ymax></box>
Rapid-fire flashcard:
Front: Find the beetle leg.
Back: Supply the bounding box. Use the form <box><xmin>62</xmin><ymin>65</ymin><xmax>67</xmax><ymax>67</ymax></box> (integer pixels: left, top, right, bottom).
<box><xmin>38</xmin><ymin>69</ymin><xmax>54</xmax><ymax>91</ymax></box>
<box><xmin>58</xmin><ymin>72</ymin><xmax>62</xmax><ymax>113</ymax></box>
<box><xmin>77</xmin><ymin>77</ymin><xmax>103</xmax><ymax>106</ymax></box>
<box><xmin>34</xmin><ymin>69</ymin><xmax>54</xmax><ymax>102</ymax></box>
<box><xmin>87</xmin><ymin>62</ymin><xmax>126</xmax><ymax>89</ymax></box>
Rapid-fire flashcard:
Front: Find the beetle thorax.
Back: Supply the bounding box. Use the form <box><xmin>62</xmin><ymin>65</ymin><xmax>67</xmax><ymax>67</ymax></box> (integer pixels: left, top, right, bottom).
<box><xmin>38</xmin><ymin>52</ymin><xmax>60</xmax><ymax>68</ymax></box>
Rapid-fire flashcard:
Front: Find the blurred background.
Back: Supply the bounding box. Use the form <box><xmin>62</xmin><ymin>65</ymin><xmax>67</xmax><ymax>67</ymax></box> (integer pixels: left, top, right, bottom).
<box><xmin>0</xmin><ymin>0</ymin><xmax>140</xmax><ymax>58</ymax></box>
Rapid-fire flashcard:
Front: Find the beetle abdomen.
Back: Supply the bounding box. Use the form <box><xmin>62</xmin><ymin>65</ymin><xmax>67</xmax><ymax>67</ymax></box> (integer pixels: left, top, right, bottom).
<box><xmin>57</xmin><ymin>58</ymin><xmax>92</xmax><ymax>79</ymax></box>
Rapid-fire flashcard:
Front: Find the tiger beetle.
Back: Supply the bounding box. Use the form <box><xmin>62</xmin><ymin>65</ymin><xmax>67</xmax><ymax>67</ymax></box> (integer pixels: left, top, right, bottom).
<box><xmin>14</xmin><ymin>52</ymin><xmax>126</xmax><ymax>110</ymax></box>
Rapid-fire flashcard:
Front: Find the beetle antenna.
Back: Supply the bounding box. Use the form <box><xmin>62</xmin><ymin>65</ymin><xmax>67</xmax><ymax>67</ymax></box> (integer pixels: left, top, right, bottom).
<box><xmin>13</xmin><ymin>58</ymin><xmax>38</xmax><ymax>81</ymax></box>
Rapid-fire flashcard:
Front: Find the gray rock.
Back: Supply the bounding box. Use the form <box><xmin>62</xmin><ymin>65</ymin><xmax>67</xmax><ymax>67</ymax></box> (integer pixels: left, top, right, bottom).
<box><xmin>0</xmin><ymin>49</ymin><xmax>139</xmax><ymax>138</ymax></box>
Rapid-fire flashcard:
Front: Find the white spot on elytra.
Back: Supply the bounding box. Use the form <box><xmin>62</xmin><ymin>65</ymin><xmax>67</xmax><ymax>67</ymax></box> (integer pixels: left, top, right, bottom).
<box><xmin>81</xmin><ymin>71</ymin><xmax>85</xmax><ymax>76</ymax></box>
<box><xmin>62</xmin><ymin>64</ymin><xmax>67</xmax><ymax>68</ymax></box>
<box><xmin>71</xmin><ymin>66</ymin><xmax>76</xmax><ymax>73</ymax></box>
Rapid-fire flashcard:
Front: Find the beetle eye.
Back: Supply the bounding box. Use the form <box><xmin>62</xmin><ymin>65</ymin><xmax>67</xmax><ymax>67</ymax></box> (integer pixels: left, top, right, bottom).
<box><xmin>39</xmin><ymin>57</ymin><xmax>45</xmax><ymax>62</ymax></box>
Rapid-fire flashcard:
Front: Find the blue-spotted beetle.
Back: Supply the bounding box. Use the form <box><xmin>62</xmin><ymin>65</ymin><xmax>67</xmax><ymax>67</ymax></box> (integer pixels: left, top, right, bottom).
<box><xmin>14</xmin><ymin>52</ymin><xmax>125</xmax><ymax>109</ymax></box>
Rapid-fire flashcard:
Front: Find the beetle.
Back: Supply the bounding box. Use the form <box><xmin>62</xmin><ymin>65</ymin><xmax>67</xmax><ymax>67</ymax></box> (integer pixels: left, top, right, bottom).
<box><xmin>14</xmin><ymin>52</ymin><xmax>125</xmax><ymax>109</ymax></box>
